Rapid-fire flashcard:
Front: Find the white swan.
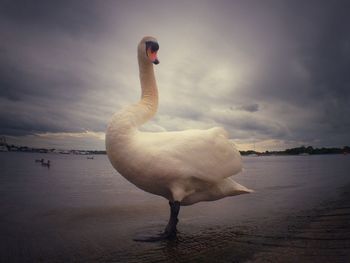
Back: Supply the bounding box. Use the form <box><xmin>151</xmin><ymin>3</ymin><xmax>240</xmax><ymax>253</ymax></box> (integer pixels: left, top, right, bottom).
<box><xmin>106</xmin><ymin>36</ymin><xmax>253</xmax><ymax>240</ymax></box>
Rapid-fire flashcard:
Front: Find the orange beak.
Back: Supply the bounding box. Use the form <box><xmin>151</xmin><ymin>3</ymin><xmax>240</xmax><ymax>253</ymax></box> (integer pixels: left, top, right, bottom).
<box><xmin>147</xmin><ymin>48</ymin><xmax>159</xmax><ymax>64</ymax></box>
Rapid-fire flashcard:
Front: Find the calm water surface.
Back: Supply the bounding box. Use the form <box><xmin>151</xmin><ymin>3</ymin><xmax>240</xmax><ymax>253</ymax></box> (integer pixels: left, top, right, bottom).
<box><xmin>0</xmin><ymin>152</ymin><xmax>349</xmax><ymax>262</ymax></box>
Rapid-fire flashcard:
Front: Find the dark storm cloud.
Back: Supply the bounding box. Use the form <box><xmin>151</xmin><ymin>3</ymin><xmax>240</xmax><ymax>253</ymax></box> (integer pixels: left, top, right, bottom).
<box><xmin>0</xmin><ymin>48</ymin><xmax>90</xmax><ymax>135</ymax></box>
<box><xmin>234</xmin><ymin>104</ymin><xmax>259</xmax><ymax>113</ymax></box>
<box><xmin>296</xmin><ymin>2</ymin><xmax>350</xmax><ymax>131</ymax></box>
<box><xmin>0</xmin><ymin>0</ymin><xmax>104</xmax><ymax>37</ymax></box>
<box><xmin>0</xmin><ymin>55</ymin><xmax>83</xmax><ymax>102</ymax></box>
<box><xmin>0</xmin><ymin>0</ymin><xmax>115</xmax><ymax>138</ymax></box>
<box><xmin>219</xmin><ymin>0</ymin><xmax>350</xmax><ymax>147</ymax></box>
<box><xmin>259</xmin><ymin>1</ymin><xmax>350</xmax><ymax>105</ymax></box>
<box><xmin>292</xmin><ymin>2</ymin><xmax>350</xmax><ymax>144</ymax></box>
<box><xmin>0</xmin><ymin>0</ymin><xmax>349</xmax><ymax>149</ymax></box>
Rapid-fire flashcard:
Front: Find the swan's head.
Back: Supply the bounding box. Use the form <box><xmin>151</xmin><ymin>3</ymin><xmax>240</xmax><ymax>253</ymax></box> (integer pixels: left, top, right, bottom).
<box><xmin>138</xmin><ymin>36</ymin><xmax>159</xmax><ymax>65</ymax></box>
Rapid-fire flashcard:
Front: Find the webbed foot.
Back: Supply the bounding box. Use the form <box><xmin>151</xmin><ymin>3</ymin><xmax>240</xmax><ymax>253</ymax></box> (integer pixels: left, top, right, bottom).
<box><xmin>133</xmin><ymin>231</ymin><xmax>177</xmax><ymax>242</ymax></box>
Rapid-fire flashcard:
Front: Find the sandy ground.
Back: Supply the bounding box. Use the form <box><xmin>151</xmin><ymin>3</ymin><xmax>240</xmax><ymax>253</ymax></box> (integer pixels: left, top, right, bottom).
<box><xmin>93</xmin><ymin>184</ymin><xmax>350</xmax><ymax>263</ymax></box>
<box><xmin>245</xmin><ymin>185</ymin><xmax>350</xmax><ymax>263</ymax></box>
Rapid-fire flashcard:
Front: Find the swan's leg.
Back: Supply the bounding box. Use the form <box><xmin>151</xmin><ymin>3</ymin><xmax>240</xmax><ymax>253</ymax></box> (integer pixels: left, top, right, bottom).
<box><xmin>133</xmin><ymin>201</ymin><xmax>181</xmax><ymax>242</ymax></box>
<box><xmin>163</xmin><ymin>201</ymin><xmax>180</xmax><ymax>237</ymax></box>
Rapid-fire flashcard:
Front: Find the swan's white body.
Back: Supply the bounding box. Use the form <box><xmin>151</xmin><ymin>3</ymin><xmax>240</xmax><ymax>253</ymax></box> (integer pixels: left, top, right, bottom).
<box><xmin>106</xmin><ymin>37</ymin><xmax>252</xmax><ymax>206</ymax></box>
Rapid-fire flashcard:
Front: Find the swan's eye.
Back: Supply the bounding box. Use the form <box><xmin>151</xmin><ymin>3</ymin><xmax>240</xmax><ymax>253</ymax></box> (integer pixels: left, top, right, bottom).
<box><xmin>145</xmin><ymin>41</ymin><xmax>159</xmax><ymax>52</ymax></box>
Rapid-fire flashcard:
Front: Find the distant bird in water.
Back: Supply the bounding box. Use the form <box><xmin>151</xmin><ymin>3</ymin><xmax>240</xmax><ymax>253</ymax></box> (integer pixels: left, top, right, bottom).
<box><xmin>41</xmin><ymin>160</ymin><xmax>50</xmax><ymax>168</ymax></box>
<box><xmin>106</xmin><ymin>36</ymin><xmax>253</xmax><ymax>241</ymax></box>
<box><xmin>35</xmin><ymin>158</ymin><xmax>44</xmax><ymax>163</ymax></box>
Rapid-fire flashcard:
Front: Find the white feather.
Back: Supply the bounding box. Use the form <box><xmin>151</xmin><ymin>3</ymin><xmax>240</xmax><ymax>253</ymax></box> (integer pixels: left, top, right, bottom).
<box><xmin>106</xmin><ymin>37</ymin><xmax>252</xmax><ymax>206</ymax></box>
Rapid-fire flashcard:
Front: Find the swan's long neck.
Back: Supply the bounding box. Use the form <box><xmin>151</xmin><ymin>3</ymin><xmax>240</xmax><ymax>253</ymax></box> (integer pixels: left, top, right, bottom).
<box><xmin>137</xmin><ymin>57</ymin><xmax>158</xmax><ymax>125</ymax></box>
<box><xmin>107</xmin><ymin>47</ymin><xmax>158</xmax><ymax>137</ymax></box>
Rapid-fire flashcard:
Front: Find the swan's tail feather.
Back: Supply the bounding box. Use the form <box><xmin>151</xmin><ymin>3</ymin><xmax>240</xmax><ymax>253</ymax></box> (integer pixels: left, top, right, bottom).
<box><xmin>181</xmin><ymin>178</ymin><xmax>253</xmax><ymax>205</ymax></box>
<box><xmin>227</xmin><ymin>178</ymin><xmax>254</xmax><ymax>196</ymax></box>
<box><xmin>228</xmin><ymin>178</ymin><xmax>254</xmax><ymax>195</ymax></box>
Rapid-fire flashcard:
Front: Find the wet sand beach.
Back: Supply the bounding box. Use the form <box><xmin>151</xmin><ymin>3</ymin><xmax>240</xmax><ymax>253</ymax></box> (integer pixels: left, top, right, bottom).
<box><xmin>0</xmin><ymin>153</ymin><xmax>349</xmax><ymax>262</ymax></box>
<box><xmin>246</xmin><ymin>187</ymin><xmax>350</xmax><ymax>263</ymax></box>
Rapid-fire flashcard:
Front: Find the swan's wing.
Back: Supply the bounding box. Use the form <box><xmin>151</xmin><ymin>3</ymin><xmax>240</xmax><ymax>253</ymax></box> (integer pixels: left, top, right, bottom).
<box><xmin>133</xmin><ymin>127</ymin><xmax>242</xmax><ymax>182</ymax></box>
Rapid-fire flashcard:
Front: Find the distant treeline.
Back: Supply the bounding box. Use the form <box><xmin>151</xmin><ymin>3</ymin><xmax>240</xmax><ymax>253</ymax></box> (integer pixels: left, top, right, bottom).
<box><xmin>3</xmin><ymin>144</ymin><xmax>106</xmax><ymax>155</ymax></box>
<box><xmin>240</xmin><ymin>146</ymin><xmax>350</xmax><ymax>156</ymax></box>
<box><xmin>2</xmin><ymin>143</ymin><xmax>349</xmax><ymax>156</ymax></box>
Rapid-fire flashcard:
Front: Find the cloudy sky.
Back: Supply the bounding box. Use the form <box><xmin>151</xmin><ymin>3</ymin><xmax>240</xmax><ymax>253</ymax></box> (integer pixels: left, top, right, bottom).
<box><xmin>1</xmin><ymin>0</ymin><xmax>349</xmax><ymax>151</ymax></box>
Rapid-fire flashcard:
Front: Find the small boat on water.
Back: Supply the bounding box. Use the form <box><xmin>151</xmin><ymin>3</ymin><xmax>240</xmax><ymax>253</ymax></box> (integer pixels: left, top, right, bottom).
<box><xmin>0</xmin><ymin>145</ymin><xmax>8</xmax><ymax>152</ymax></box>
<box><xmin>41</xmin><ymin>160</ymin><xmax>50</xmax><ymax>168</ymax></box>
<box><xmin>87</xmin><ymin>156</ymin><xmax>94</xmax><ymax>160</ymax></box>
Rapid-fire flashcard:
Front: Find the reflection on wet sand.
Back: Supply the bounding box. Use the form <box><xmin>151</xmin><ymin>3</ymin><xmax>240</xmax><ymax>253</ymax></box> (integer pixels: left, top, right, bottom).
<box><xmin>117</xmin><ymin>189</ymin><xmax>350</xmax><ymax>263</ymax></box>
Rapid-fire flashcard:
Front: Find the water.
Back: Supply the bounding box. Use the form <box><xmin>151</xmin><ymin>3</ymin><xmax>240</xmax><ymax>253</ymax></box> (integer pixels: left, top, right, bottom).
<box><xmin>1</xmin><ymin>152</ymin><xmax>349</xmax><ymax>262</ymax></box>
